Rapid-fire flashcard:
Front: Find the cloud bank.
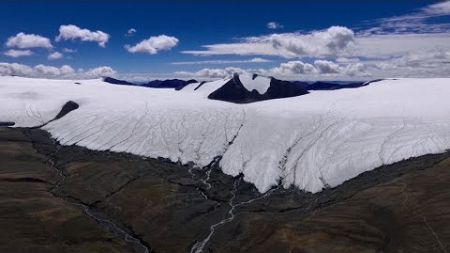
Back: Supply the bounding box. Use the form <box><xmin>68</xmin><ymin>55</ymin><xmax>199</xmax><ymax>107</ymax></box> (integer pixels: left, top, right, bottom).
<box><xmin>176</xmin><ymin>59</ymin><xmax>369</xmax><ymax>80</ymax></box>
<box><xmin>171</xmin><ymin>57</ymin><xmax>271</xmax><ymax>65</ymax></box>
<box><xmin>0</xmin><ymin>62</ymin><xmax>116</xmax><ymax>78</ymax></box>
<box><xmin>182</xmin><ymin>26</ymin><xmax>355</xmax><ymax>58</ymax></box>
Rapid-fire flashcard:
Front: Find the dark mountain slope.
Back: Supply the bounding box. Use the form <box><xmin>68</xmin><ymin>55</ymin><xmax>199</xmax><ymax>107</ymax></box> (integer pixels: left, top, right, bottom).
<box><xmin>208</xmin><ymin>74</ymin><xmax>309</xmax><ymax>103</ymax></box>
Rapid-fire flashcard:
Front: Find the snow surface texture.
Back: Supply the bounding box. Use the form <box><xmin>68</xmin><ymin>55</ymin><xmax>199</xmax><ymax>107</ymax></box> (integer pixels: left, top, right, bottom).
<box><xmin>239</xmin><ymin>74</ymin><xmax>271</xmax><ymax>94</ymax></box>
<box><xmin>1</xmin><ymin>76</ymin><xmax>450</xmax><ymax>193</ymax></box>
<box><xmin>181</xmin><ymin>78</ymin><xmax>230</xmax><ymax>97</ymax></box>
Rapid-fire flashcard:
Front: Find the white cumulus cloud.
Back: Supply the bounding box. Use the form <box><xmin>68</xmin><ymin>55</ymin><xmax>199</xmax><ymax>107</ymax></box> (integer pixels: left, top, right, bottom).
<box><xmin>267</xmin><ymin>60</ymin><xmax>369</xmax><ymax>78</ymax></box>
<box><xmin>84</xmin><ymin>66</ymin><xmax>116</xmax><ymax>77</ymax></box>
<box><xmin>313</xmin><ymin>60</ymin><xmax>341</xmax><ymax>74</ymax></box>
<box><xmin>126</xmin><ymin>28</ymin><xmax>137</xmax><ymax>36</ymax></box>
<box><xmin>125</xmin><ymin>35</ymin><xmax>179</xmax><ymax>54</ymax></box>
<box><xmin>6</xmin><ymin>32</ymin><xmax>53</xmax><ymax>49</ymax></box>
<box><xmin>267</xmin><ymin>21</ymin><xmax>283</xmax><ymax>29</ymax></box>
<box><xmin>269</xmin><ymin>61</ymin><xmax>316</xmax><ymax>76</ymax></box>
<box><xmin>4</xmin><ymin>49</ymin><xmax>33</xmax><ymax>58</ymax></box>
<box><xmin>59</xmin><ymin>65</ymin><xmax>76</xmax><ymax>75</ymax></box>
<box><xmin>48</xmin><ymin>51</ymin><xmax>63</xmax><ymax>60</ymax></box>
<box><xmin>34</xmin><ymin>64</ymin><xmax>74</xmax><ymax>76</ymax></box>
<box><xmin>56</xmin><ymin>24</ymin><xmax>110</xmax><ymax>47</ymax></box>
<box><xmin>62</xmin><ymin>48</ymin><xmax>77</xmax><ymax>53</ymax></box>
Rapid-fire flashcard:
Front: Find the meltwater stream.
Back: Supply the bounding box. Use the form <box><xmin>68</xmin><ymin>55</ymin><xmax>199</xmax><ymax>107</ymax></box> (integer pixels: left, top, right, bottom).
<box><xmin>190</xmin><ymin>177</ymin><xmax>278</xmax><ymax>253</ymax></box>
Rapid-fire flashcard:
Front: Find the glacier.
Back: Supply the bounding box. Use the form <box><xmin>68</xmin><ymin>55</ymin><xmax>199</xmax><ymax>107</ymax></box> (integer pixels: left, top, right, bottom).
<box><xmin>1</xmin><ymin>75</ymin><xmax>450</xmax><ymax>193</ymax></box>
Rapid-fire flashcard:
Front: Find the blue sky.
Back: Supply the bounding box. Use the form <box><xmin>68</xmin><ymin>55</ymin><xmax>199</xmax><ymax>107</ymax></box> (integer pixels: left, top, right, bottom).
<box><xmin>1</xmin><ymin>0</ymin><xmax>450</xmax><ymax>80</ymax></box>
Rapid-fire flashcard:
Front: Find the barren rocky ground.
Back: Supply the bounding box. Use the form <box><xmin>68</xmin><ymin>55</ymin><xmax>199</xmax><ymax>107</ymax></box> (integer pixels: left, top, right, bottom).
<box><xmin>1</xmin><ymin>127</ymin><xmax>449</xmax><ymax>253</ymax></box>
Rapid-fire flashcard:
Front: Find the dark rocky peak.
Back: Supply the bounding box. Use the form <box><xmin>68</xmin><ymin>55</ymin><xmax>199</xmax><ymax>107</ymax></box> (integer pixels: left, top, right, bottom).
<box><xmin>208</xmin><ymin>73</ymin><xmax>309</xmax><ymax>103</ymax></box>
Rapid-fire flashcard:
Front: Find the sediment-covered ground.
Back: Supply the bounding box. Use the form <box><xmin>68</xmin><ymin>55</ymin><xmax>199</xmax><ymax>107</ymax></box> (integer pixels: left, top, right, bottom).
<box><xmin>1</xmin><ymin>127</ymin><xmax>449</xmax><ymax>253</ymax></box>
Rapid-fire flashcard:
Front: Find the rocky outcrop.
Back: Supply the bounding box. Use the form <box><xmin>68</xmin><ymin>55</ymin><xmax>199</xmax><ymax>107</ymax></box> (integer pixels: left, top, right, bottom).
<box><xmin>103</xmin><ymin>77</ymin><xmax>135</xmax><ymax>86</ymax></box>
<box><xmin>208</xmin><ymin>74</ymin><xmax>309</xmax><ymax>103</ymax></box>
<box><xmin>145</xmin><ymin>79</ymin><xmax>197</xmax><ymax>89</ymax></box>
<box><xmin>34</xmin><ymin>100</ymin><xmax>79</xmax><ymax>128</ymax></box>
<box><xmin>102</xmin><ymin>77</ymin><xmax>197</xmax><ymax>90</ymax></box>
<box><xmin>304</xmin><ymin>79</ymin><xmax>385</xmax><ymax>90</ymax></box>
<box><xmin>0</xmin><ymin>121</ymin><xmax>14</xmax><ymax>127</ymax></box>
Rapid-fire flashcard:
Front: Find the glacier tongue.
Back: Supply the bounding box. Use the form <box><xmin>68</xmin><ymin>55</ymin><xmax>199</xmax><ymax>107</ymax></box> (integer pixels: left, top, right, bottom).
<box><xmin>1</xmin><ymin>76</ymin><xmax>450</xmax><ymax>193</ymax></box>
